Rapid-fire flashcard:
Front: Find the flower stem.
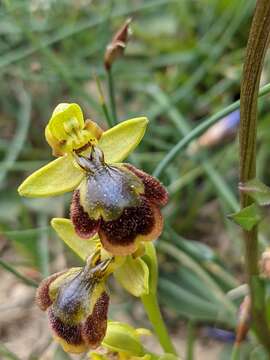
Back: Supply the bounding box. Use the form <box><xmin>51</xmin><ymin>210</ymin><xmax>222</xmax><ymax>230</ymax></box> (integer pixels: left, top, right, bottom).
<box><xmin>107</xmin><ymin>68</ymin><xmax>117</xmax><ymax>124</ymax></box>
<box><xmin>230</xmin><ymin>344</ymin><xmax>240</xmax><ymax>360</ymax></box>
<box><xmin>141</xmin><ymin>292</ymin><xmax>177</xmax><ymax>356</ymax></box>
<box><xmin>0</xmin><ymin>258</ymin><xmax>38</xmax><ymax>288</ymax></box>
<box><xmin>239</xmin><ymin>0</ymin><xmax>270</xmax><ymax>353</ymax></box>
<box><xmin>186</xmin><ymin>320</ymin><xmax>196</xmax><ymax>360</ymax></box>
<box><xmin>95</xmin><ymin>73</ymin><xmax>114</xmax><ymax>128</ymax></box>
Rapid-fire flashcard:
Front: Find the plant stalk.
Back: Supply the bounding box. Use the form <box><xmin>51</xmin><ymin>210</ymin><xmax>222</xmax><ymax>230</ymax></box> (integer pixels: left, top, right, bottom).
<box><xmin>239</xmin><ymin>0</ymin><xmax>270</xmax><ymax>352</ymax></box>
<box><xmin>141</xmin><ymin>244</ymin><xmax>178</xmax><ymax>356</ymax></box>
<box><xmin>186</xmin><ymin>320</ymin><xmax>196</xmax><ymax>360</ymax></box>
<box><xmin>107</xmin><ymin>68</ymin><xmax>117</xmax><ymax>124</ymax></box>
<box><xmin>141</xmin><ymin>292</ymin><xmax>177</xmax><ymax>356</ymax></box>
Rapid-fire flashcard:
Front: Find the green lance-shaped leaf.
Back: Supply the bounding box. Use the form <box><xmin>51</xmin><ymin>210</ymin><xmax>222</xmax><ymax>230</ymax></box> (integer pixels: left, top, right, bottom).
<box><xmin>51</xmin><ymin>218</ymin><xmax>98</xmax><ymax>259</ymax></box>
<box><xmin>239</xmin><ymin>178</ymin><xmax>270</xmax><ymax>206</ymax></box>
<box><xmin>18</xmin><ymin>154</ymin><xmax>83</xmax><ymax>197</ymax></box>
<box><xmin>114</xmin><ymin>255</ymin><xmax>149</xmax><ymax>297</ymax></box>
<box><xmin>99</xmin><ymin>117</ymin><xmax>148</xmax><ymax>163</ymax></box>
<box><xmin>228</xmin><ymin>203</ymin><xmax>262</xmax><ymax>231</ymax></box>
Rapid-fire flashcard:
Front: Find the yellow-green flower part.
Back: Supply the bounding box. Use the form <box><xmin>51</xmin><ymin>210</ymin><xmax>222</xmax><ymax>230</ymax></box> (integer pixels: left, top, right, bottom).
<box><xmin>90</xmin><ymin>321</ymin><xmax>152</xmax><ymax>360</ymax></box>
<box><xmin>18</xmin><ymin>103</ymin><xmax>148</xmax><ymax>197</ymax></box>
<box><xmin>51</xmin><ymin>218</ymin><xmax>150</xmax><ymax>298</ymax></box>
<box><xmin>45</xmin><ymin>103</ymin><xmax>103</xmax><ymax>156</ymax></box>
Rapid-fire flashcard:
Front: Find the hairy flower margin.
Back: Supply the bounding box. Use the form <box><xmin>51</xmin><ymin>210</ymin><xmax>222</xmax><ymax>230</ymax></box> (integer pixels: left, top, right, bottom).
<box><xmin>18</xmin><ymin>103</ymin><xmax>168</xmax><ymax>256</ymax></box>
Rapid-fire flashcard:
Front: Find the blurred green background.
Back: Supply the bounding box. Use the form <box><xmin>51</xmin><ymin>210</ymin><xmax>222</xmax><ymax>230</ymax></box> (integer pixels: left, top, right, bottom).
<box><xmin>1</xmin><ymin>0</ymin><xmax>270</xmax><ymax>359</ymax></box>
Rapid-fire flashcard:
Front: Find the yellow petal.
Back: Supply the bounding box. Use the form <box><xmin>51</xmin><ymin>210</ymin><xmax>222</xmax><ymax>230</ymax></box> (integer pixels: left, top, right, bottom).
<box><xmin>18</xmin><ymin>154</ymin><xmax>83</xmax><ymax>197</ymax></box>
<box><xmin>98</xmin><ymin>117</ymin><xmax>148</xmax><ymax>163</ymax></box>
<box><xmin>51</xmin><ymin>218</ymin><xmax>99</xmax><ymax>260</ymax></box>
<box><xmin>114</xmin><ymin>256</ymin><xmax>149</xmax><ymax>297</ymax></box>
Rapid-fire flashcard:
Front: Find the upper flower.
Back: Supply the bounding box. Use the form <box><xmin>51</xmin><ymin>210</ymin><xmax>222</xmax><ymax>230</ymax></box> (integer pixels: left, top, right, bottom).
<box><xmin>18</xmin><ymin>103</ymin><xmax>168</xmax><ymax>255</ymax></box>
<box><xmin>18</xmin><ymin>103</ymin><xmax>148</xmax><ymax>198</ymax></box>
<box><xmin>36</xmin><ymin>251</ymin><xmax>112</xmax><ymax>354</ymax></box>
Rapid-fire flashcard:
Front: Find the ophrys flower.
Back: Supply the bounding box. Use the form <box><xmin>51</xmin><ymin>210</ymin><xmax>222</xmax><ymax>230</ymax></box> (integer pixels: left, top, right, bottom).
<box><xmin>36</xmin><ymin>252</ymin><xmax>112</xmax><ymax>354</ymax></box>
<box><xmin>18</xmin><ymin>103</ymin><xmax>168</xmax><ymax>255</ymax></box>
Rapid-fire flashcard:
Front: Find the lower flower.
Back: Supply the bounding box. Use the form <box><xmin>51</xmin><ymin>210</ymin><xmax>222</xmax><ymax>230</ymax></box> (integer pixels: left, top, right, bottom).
<box><xmin>36</xmin><ymin>253</ymin><xmax>111</xmax><ymax>353</ymax></box>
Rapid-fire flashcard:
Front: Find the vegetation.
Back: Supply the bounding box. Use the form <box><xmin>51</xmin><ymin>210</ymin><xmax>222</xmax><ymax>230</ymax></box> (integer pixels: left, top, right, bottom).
<box><xmin>2</xmin><ymin>0</ymin><xmax>270</xmax><ymax>358</ymax></box>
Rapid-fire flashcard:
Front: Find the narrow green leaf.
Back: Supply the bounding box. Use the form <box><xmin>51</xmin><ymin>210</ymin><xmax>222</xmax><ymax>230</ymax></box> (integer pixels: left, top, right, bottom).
<box><xmin>18</xmin><ymin>154</ymin><xmax>83</xmax><ymax>197</ymax></box>
<box><xmin>228</xmin><ymin>203</ymin><xmax>262</xmax><ymax>231</ymax></box>
<box><xmin>239</xmin><ymin>178</ymin><xmax>270</xmax><ymax>206</ymax></box>
<box><xmin>99</xmin><ymin>117</ymin><xmax>148</xmax><ymax>163</ymax></box>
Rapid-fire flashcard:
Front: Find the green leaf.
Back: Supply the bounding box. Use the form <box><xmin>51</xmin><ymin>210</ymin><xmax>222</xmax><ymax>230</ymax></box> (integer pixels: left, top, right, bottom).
<box><xmin>228</xmin><ymin>203</ymin><xmax>262</xmax><ymax>231</ymax></box>
<box><xmin>239</xmin><ymin>178</ymin><xmax>270</xmax><ymax>206</ymax></box>
<box><xmin>51</xmin><ymin>218</ymin><xmax>98</xmax><ymax>259</ymax></box>
<box><xmin>114</xmin><ymin>256</ymin><xmax>149</xmax><ymax>297</ymax></box>
<box><xmin>159</xmin><ymin>278</ymin><xmax>232</xmax><ymax>324</ymax></box>
<box><xmin>98</xmin><ymin>117</ymin><xmax>148</xmax><ymax>163</ymax></box>
<box><xmin>18</xmin><ymin>154</ymin><xmax>84</xmax><ymax>197</ymax></box>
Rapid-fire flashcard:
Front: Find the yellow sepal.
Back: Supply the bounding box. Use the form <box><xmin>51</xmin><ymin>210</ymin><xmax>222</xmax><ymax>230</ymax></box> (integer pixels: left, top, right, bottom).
<box><xmin>51</xmin><ymin>218</ymin><xmax>99</xmax><ymax>260</ymax></box>
<box><xmin>114</xmin><ymin>256</ymin><xmax>149</xmax><ymax>297</ymax></box>
<box><xmin>99</xmin><ymin>117</ymin><xmax>148</xmax><ymax>163</ymax></box>
<box><xmin>18</xmin><ymin>154</ymin><xmax>83</xmax><ymax>197</ymax></box>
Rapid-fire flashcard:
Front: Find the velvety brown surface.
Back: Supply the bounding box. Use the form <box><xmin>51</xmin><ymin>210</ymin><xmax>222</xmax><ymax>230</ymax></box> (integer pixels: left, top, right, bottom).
<box><xmin>71</xmin><ymin>190</ymin><xmax>100</xmax><ymax>238</ymax></box>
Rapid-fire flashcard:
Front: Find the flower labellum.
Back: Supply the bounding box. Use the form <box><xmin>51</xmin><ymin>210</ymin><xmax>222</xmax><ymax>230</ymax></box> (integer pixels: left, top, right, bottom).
<box><xmin>71</xmin><ymin>146</ymin><xmax>168</xmax><ymax>256</ymax></box>
<box><xmin>36</xmin><ymin>254</ymin><xmax>111</xmax><ymax>353</ymax></box>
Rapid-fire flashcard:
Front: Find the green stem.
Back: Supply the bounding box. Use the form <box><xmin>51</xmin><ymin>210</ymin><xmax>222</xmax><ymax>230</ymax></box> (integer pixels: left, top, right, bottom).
<box><xmin>231</xmin><ymin>344</ymin><xmax>240</xmax><ymax>360</ymax></box>
<box><xmin>186</xmin><ymin>321</ymin><xmax>196</xmax><ymax>360</ymax></box>
<box><xmin>141</xmin><ymin>292</ymin><xmax>177</xmax><ymax>356</ymax></box>
<box><xmin>141</xmin><ymin>243</ymin><xmax>178</xmax><ymax>356</ymax></box>
<box><xmin>0</xmin><ymin>258</ymin><xmax>38</xmax><ymax>288</ymax></box>
<box><xmin>107</xmin><ymin>68</ymin><xmax>117</xmax><ymax>124</ymax></box>
<box><xmin>153</xmin><ymin>81</ymin><xmax>270</xmax><ymax>178</ymax></box>
<box><xmin>95</xmin><ymin>73</ymin><xmax>114</xmax><ymax>127</ymax></box>
<box><xmin>239</xmin><ymin>0</ymin><xmax>270</xmax><ymax>353</ymax></box>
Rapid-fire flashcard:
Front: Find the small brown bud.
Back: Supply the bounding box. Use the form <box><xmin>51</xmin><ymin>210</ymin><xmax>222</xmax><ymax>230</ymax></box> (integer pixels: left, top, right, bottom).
<box><xmin>104</xmin><ymin>18</ymin><xmax>132</xmax><ymax>71</ymax></box>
